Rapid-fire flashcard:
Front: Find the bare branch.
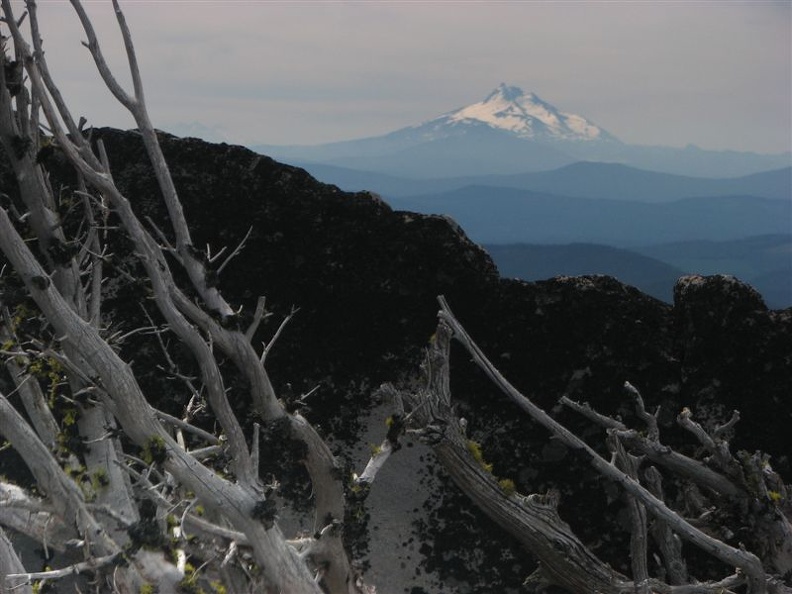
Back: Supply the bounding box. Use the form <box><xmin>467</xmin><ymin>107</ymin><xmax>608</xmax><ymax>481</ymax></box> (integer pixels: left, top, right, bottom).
<box><xmin>624</xmin><ymin>381</ymin><xmax>660</xmax><ymax>441</ymax></box>
<box><xmin>401</xmin><ymin>316</ymin><xmax>631</xmax><ymax>593</ymax></box>
<box><xmin>0</xmin><ymin>386</ymin><xmax>122</xmax><ymax>559</ymax></box>
<box><xmin>68</xmin><ymin>0</ymin><xmax>136</xmax><ymax>110</ymax></box>
<box><xmin>644</xmin><ymin>466</ymin><xmax>689</xmax><ymax>585</ymax></box>
<box><xmin>0</xmin><ymin>527</ymin><xmax>32</xmax><ymax>594</ymax></box>
<box><xmin>560</xmin><ymin>394</ymin><xmax>626</xmax><ymax>431</ymax></box>
<box><xmin>713</xmin><ymin>410</ymin><xmax>740</xmax><ymax>439</ymax></box>
<box><xmin>435</xmin><ymin>295</ymin><xmax>768</xmax><ymax>593</ymax></box>
<box><xmin>607</xmin><ymin>429</ymin><xmax>649</xmax><ymax>590</ymax></box>
<box><xmin>246</xmin><ymin>296</ymin><xmax>269</xmax><ymax>341</ymax></box>
<box><xmin>562</xmin><ymin>395</ymin><xmax>746</xmax><ymax>498</ymax></box>
<box><xmin>2</xmin><ymin>354</ymin><xmax>59</xmax><ymax>447</ymax></box>
<box><xmin>27</xmin><ymin>0</ymin><xmax>92</xmax><ymax>160</ymax></box>
<box><xmin>0</xmin><ymin>481</ymin><xmax>77</xmax><ymax>552</ymax></box>
<box><xmin>5</xmin><ymin>552</ymin><xmax>121</xmax><ymax>584</ymax></box>
<box><xmin>354</xmin><ymin>391</ymin><xmax>405</xmax><ymax>486</ymax></box>
<box><xmin>0</xmin><ymin>205</ymin><xmax>322</xmax><ymax>592</ymax></box>
<box><xmin>216</xmin><ymin>225</ymin><xmax>253</xmax><ymax>274</ymax></box>
<box><xmin>677</xmin><ymin>407</ymin><xmax>738</xmax><ymax>475</ymax></box>
<box><xmin>109</xmin><ymin>0</ymin><xmax>145</xmax><ymax>102</ymax></box>
<box><xmin>261</xmin><ymin>306</ymin><xmax>299</xmax><ymax>365</ymax></box>
<box><xmin>153</xmin><ymin>409</ymin><xmax>222</xmax><ymax>446</ymax></box>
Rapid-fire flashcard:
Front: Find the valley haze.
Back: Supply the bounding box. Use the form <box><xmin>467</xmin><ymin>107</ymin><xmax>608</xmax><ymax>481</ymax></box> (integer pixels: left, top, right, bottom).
<box><xmin>252</xmin><ymin>85</ymin><xmax>791</xmax><ymax>309</ymax></box>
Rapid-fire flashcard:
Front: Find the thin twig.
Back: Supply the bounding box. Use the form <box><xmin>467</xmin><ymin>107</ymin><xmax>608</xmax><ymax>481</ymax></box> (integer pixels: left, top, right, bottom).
<box><xmin>5</xmin><ymin>553</ymin><xmax>120</xmax><ymax>583</ymax></box>
<box><xmin>245</xmin><ymin>296</ymin><xmax>269</xmax><ymax>341</ymax></box>
<box><xmin>260</xmin><ymin>306</ymin><xmax>299</xmax><ymax>364</ymax></box>
<box><xmin>216</xmin><ymin>226</ymin><xmax>253</xmax><ymax>274</ymax></box>
<box><xmin>153</xmin><ymin>409</ymin><xmax>221</xmax><ymax>446</ymax></box>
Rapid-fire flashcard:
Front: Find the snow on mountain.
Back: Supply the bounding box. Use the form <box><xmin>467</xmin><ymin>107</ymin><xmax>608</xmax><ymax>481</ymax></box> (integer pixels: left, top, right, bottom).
<box><xmin>253</xmin><ymin>84</ymin><xmax>789</xmax><ymax>178</ymax></box>
<box><xmin>407</xmin><ymin>83</ymin><xmax>619</xmax><ymax>144</ymax></box>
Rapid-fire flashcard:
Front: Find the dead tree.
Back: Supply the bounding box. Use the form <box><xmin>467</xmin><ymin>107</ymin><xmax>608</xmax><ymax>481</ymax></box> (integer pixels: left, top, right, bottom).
<box><xmin>388</xmin><ymin>297</ymin><xmax>792</xmax><ymax>594</ymax></box>
<box><xmin>0</xmin><ymin>1</ymin><xmax>373</xmax><ymax>592</ymax></box>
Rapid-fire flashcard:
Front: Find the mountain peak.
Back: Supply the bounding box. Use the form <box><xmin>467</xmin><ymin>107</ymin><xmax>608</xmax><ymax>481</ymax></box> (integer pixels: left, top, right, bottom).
<box><xmin>418</xmin><ymin>84</ymin><xmax>619</xmax><ymax>144</ymax></box>
<box><xmin>486</xmin><ymin>83</ymin><xmax>525</xmax><ymax>103</ymax></box>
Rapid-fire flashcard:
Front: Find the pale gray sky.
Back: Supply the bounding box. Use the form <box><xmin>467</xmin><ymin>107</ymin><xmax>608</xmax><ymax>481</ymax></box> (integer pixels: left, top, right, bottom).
<box><xmin>14</xmin><ymin>0</ymin><xmax>792</xmax><ymax>153</ymax></box>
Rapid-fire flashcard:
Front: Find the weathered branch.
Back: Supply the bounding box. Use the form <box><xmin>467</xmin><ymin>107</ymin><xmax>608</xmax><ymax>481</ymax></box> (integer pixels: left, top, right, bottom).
<box><xmin>2</xmin><ymin>4</ymin><xmax>370</xmax><ymax>589</ymax></box>
<box><xmin>562</xmin><ymin>396</ymin><xmax>745</xmax><ymax>498</ymax></box>
<box><xmin>644</xmin><ymin>466</ymin><xmax>689</xmax><ymax>585</ymax></box>
<box><xmin>402</xmin><ymin>317</ymin><xmax>631</xmax><ymax>593</ymax></box>
<box><xmin>68</xmin><ymin>0</ymin><xmax>135</xmax><ymax>110</ymax></box>
<box><xmin>216</xmin><ymin>225</ymin><xmax>253</xmax><ymax>275</ymax></box>
<box><xmin>2</xmin><ymin>352</ymin><xmax>59</xmax><ymax>447</ymax></box>
<box><xmin>0</xmin><ymin>388</ymin><xmax>120</xmax><ymax>553</ymax></box>
<box><xmin>71</xmin><ymin>0</ymin><xmax>234</xmax><ymax>318</ymax></box>
<box><xmin>0</xmin><ymin>527</ymin><xmax>32</xmax><ymax>594</ymax></box>
<box><xmin>677</xmin><ymin>407</ymin><xmax>739</xmax><ymax>475</ymax></box>
<box><xmin>5</xmin><ymin>552</ymin><xmax>121</xmax><ymax>584</ymax></box>
<box><xmin>245</xmin><ymin>295</ymin><xmax>269</xmax><ymax>341</ymax></box>
<box><xmin>0</xmin><ymin>481</ymin><xmax>77</xmax><ymax>553</ymax></box>
<box><xmin>566</xmin><ymin>389</ymin><xmax>792</xmax><ymax>579</ymax></box>
<box><xmin>353</xmin><ymin>389</ymin><xmax>405</xmax><ymax>486</ymax></box>
<box><xmin>431</xmin><ymin>295</ymin><xmax>769</xmax><ymax>593</ymax></box>
<box><xmin>624</xmin><ymin>380</ymin><xmax>660</xmax><ymax>441</ymax></box>
<box><xmin>0</xmin><ymin>204</ymin><xmax>322</xmax><ymax>592</ymax></box>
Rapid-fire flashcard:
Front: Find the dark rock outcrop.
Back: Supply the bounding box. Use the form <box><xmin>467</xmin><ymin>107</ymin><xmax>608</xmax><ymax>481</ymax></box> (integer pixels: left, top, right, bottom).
<box><xmin>673</xmin><ymin>274</ymin><xmax>792</xmax><ymax>467</ymax></box>
<box><xmin>1</xmin><ymin>129</ymin><xmax>789</xmax><ymax>592</ymax></box>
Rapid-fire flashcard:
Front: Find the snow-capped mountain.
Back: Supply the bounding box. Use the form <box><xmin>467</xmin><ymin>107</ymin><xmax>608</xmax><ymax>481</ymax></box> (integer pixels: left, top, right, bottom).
<box><xmin>252</xmin><ymin>84</ymin><xmax>789</xmax><ymax>178</ymax></box>
<box><xmin>403</xmin><ymin>83</ymin><xmax>620</xmax><ymax>144</ymax></box>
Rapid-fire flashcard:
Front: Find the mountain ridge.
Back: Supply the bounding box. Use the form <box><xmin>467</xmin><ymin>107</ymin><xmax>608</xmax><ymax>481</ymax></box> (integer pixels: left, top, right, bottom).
<box><xmin>484</xmin><ymin>235</ymin><xmax>791</xmax><ymax>308</ymax></box>
<box><xmin>251</xmin><ymin>84</ymin><xmax>790</xmax><ymax>178</ymax></box>
<box><xmin>293</xmin><ymin>160</ymin><xmax>792</xmax><ymax>202</ymax></box>
<box><xmin>387</xmin><ymin>186</ymin><xmax>792</xmax><ymax>246</ymax></box>
<box><xmin>485</xmin><ymin>242</ymin><xmax>685</xmax><ymax>303</ymax></box>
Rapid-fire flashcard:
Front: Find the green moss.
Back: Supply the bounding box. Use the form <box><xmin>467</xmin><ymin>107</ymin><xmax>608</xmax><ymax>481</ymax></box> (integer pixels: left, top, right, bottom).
<box><xmin>62</xmin><ymin>407</ymin><xmax>79</xmax><ymax>427</ymax></box>
<box><xmin>65</xmin><ymin>464</ymin><xmax>86</xmax><ymax>480</ymax></box>
<box><xmin>177</xmin><ymin>577</ymin><xmax>204</xmax><ymax>594</ymax></box>
<box><xmin>466</xmin><ymin>440</ymin><xmax>493</xmax><ymax>473</ymax></box>
<box><xmin>498</xmin><ymin>478</ymin><xmax>517</xmax><ymax>497</ymax></box>
<box><xmin>178</xmin><ymin>563</ymin><xmax>206</xmax><ymax>594</ymax></box>
<box><xmin>142</xmin><ymin>435</ymin><xmax>168</xmax><ymax>465</ymax></box>
<box><xmin>166</xmin><ymin>513</ymin><xmax>179</xmax><ymax>529</ymax></box>
<box><xmin>91</xmin><ymin>468</ymin><xmax>110</xmax><ymax>490</ymax></box>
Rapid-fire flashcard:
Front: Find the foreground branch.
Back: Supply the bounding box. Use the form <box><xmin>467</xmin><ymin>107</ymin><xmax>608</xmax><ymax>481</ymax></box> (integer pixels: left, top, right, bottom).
<box><xmin>395</xmin><ymin>296</ymin><xmax>785</xmax><ymax>593</ymax></box>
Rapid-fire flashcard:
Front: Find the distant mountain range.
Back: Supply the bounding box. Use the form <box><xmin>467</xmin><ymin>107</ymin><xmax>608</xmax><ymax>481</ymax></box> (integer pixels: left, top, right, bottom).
<box><xmin>291</xmin><ymin>161</ymin><xmax>792</xmax><ymax>202</ymax></box>
<box><xmin>253</xmin><ymin>84</ymin><xmax>791</xmax><ymax>178</ymax></box>
<box><xmin>387</xmin><ymin>189</ymin><xmax>790</xmax><ymax>246</ymax></box>
<box><xmin>485</xmin><ymin>243</ymin><xmax>686</xmax><ymax>304</ymax></box>
<box><xmin>486</xmin><ymin>235</ymin><xmax>791</xmax><ymax>309</ymax></box>
<box><xmin>635</xmin><ymin>235</ymin><xmax>792</xmax><ymax>308</ymax></box>
<box><xmin>248</xmin><ymin>85</ymin><xmax>791</xmax><ymax>308</ymax></box>
<box><xmin>294</xmin><ymin>160</ymin><xmax>791</xmax><ymax>307</ymax></box>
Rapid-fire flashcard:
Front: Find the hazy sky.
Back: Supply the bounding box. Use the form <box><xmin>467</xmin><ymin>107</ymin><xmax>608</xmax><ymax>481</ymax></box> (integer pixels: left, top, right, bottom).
<box><xmin>11</xmin><ymin>0</ymin><xmax>792</xmax><ymax>153</ymax></box>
